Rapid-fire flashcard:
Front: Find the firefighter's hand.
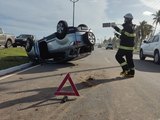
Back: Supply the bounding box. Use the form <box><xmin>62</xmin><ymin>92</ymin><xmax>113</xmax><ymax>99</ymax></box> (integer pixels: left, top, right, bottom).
<box><xmin>114</xmin><ymin>32</ymin><xmax>120</xmax><ymax>38</ymax></box>
<box><xmin>111</xmin><ymin>23</ymin><xmax>117</xmax><ymax>28</ymax></box>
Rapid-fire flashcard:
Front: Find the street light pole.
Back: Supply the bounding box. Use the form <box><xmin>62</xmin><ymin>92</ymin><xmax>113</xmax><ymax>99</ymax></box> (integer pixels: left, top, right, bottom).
<box><xmin>70</xmin><ymin>0</ymin><xmax>79</xmax><ymax>27</ymax></box>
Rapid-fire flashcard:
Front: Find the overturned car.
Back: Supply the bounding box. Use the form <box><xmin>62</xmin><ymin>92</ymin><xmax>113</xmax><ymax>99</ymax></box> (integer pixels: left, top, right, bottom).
<box><xmin>25</xmin><ymin>20</ymin><xmax>96</xmax><ymax>63</ymax></box>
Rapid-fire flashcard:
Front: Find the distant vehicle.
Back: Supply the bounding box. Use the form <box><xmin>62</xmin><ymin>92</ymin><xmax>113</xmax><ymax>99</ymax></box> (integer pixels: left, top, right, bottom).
<box><xmin>106</xmin><ymin>43</ymin><xmax>113</xmax><ymax>49</ymax></box>
<box><xmin>14</xmin><ymin>34</ymin><xmax>35</xmax><ymax>47</ymax></box>
<box><xmin>25</xmin><ymin>20</ymin><xmax>96</xmax><ymax>63</ymax></box>
<box><xmin>98</xmin><ymin>44</ymin><xmax>102</xmax><ymax>48</ymax></box>
<box><xmin>0</xmin><ymin>28</ymin><xmax>15</xmax><ymax>48</ymax></box>
<box><xmin>139</xmin><ymin>32</ymin><xmax>160</xmax><ymax>64</ymax></box>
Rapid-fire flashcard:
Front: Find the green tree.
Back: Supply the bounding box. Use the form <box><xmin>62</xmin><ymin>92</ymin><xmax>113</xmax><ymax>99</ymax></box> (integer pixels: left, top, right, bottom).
<box><xmin>134</xmin><ymin>25</ymin><xmax>141</xmax><ymax>49</ymax></box>
<box><xmin>152</xmin><ymin>10</ymin><xmax>160</xmax><ymax>35</ymax></box>
<box><xmin>103</xmin><ymin>39</ymin><xmax>107</xmax><ymax>45</ymax></box>
<box><xmin>138</xmin><ymin>21</ymin><xmax>153</xmax><ymax>47</ymax></box>
<box><xmin>112</xmin><ymin>36</ymin><xmax>118</xmax><ymax>48</ymax></box>
<box><xmin>108</xmin><ymin>37</ymin><xmax>112</xmax><ymax>43</ymax></box>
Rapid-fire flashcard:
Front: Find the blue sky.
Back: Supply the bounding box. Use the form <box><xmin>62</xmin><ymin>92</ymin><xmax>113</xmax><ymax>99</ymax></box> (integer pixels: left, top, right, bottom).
<box><xmin>0</xmin><ymin>0</ymin><xmax>160</xmax><ymax>43</ymax></box>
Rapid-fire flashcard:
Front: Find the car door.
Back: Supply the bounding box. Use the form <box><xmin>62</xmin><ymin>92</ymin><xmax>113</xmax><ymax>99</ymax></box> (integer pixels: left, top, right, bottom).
<box><xmin>142</xmin><ymin>36</ymin><xmax>154</xmax><ymax>55</ymax></box>
<box><xmin>149</xmin><ymin>35</ymin><xmax>159</xmax><ymax>56</ymax></box>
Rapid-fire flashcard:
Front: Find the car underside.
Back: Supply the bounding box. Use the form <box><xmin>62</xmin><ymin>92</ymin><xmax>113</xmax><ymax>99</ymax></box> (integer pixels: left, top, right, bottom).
<box><xmin>25</xmin><ymin>20</ymin><xmax>96</xmax><ymax>63</ymax></box>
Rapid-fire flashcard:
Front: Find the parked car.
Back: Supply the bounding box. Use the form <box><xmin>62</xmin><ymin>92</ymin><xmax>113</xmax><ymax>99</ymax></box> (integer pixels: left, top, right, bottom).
<box><xmin>25</xmin><ymin>20</ymin><xmax>96</xmax><ymax>63</ymax></box>
<box><xmin>14</xmin><ymin>34</ymin><xmax>35</xmax><ymax>47</ymax></box>
<box><xmin>139</xmin><ymin>32</ymin><xmax>160</xmax><ymax>64</ymax></box>
<box><xmin>106</xmin><ymin>43</ymin><xmax>113</xmax><ymax>49</ymax></box>
<box><xmin>0</xmin><ymin>28</ymin><xmax>15</xmax><ymax>48</ymax></box>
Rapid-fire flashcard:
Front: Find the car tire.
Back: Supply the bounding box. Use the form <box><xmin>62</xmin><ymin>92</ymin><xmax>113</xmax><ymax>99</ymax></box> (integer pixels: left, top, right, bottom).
<box><xmin>154</xmin><ymin>51</ymin><xmax>160</xmax><ymax>64</ymax></box>
<box><xmin>25</xmin><ymin>38</ymin><xmax>34</xmax><ymax>52</ymax></box>
<box><xmin>139</xmin><ymin>49</ymin><xmax>145</xmax><ymax>60</ymax></box>
<box><xmin>78</xmin><ymin>24</ymin><xmax>88</xmax><ymax>30</ymax></box>
<box><xmin>39</xmin><ymin>41</ymin><xmax>49</xmax><ymax>59</ymax></box>
<box><xmin>5</xmin><ymin>39</ymin><xmax>12</xmax><ymax>48</ymax></box>
<box><xmin>56</xmin><ymin>20</ymin><xmax>68</xmax><ymax>40</ymax></box>
<box><xmin>83</xmin><ymin>32</ymin><xmax>96</xmax><ymax>45</ymax></box>
<box><xmin>12</xmin><ymin>43</ymin><xmax>17</xmax><ymax>47</ymax></box>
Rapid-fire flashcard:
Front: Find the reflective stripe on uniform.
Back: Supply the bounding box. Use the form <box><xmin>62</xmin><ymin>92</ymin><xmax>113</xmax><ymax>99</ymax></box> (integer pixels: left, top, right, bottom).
<box><xmin>124</xmin><ymin>32</ymin><xmax>136</xmax><ymax>37</ymax></box>
<box><xmin>120</xmin><ymin>62</ymin><xmax>127</xmax><ymax>67</ymax></box>
<box><xmin>119</xmin><ymin>45</ymin><xmax>134</xmax><ymax>50</ymax></box>
<box><xmin>119</xmin><ymin>29</ymin><xmax>135</xmax><ymax>38</ymax></box>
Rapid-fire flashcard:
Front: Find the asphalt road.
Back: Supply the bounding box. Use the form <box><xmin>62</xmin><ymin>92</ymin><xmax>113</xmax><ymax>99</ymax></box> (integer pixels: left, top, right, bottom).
<box><xmin>0</xmin><ymin>47</ymin><xmax>160</xmax><ymax>120</ymax></box>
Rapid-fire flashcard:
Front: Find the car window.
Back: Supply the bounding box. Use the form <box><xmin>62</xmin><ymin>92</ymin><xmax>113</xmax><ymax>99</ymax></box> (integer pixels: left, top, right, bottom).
<box><xmin>17</xmin><ymin>35</ymin><xmax>32</xmax><ymax>38</ymax></box>
<box><xmin>17</xmin><ymin>35</ymin><xmax>25</xmax><ymax>38</ymax></box>
<box><xmin>152</xmin><ymin>35</ymin><xmax>159</xmax><ymax>42</ymax></box>
<box><xmin>148</xmin><ymin>36</ymin><xmax>154</xmax><ymax>43</ymax></box>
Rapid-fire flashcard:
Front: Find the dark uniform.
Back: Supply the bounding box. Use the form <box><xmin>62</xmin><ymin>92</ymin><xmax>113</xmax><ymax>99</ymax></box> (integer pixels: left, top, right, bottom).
<box><xmin>113</xmin><ymin>14</ymin><xmax>136</xmax><ymax>77</ymax></box>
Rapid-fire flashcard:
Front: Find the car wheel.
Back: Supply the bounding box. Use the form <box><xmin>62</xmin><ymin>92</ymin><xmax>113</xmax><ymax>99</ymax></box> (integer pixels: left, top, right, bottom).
<box><xmin>154</xmin><ymin>51</ymin><xmax>160</xmax><ymax>64</ymax></box>
<box><xmin>139</xmin><ymin>49</ymin><xmax>145</xmax><ymax>60</ymax></box>
<box><xmin>56</xmin><ymin>20</ymin><xmax>68</xmax><ymax>40</ymax></box>
<box><xmin>12</xmin><ymin>43</ymin><xmax>17</xmax><ymax>47</ymax></box>
<box><xmin>84</xmin><ymin>32</ymin><xmax>96</xmax><ymax>45</ymax></box>
<box><xmin>5</xmin><ymin>39</ymin><xmax>12</xmax><ymax>48</ymax></box>
<box><xmin>25</xmin><ymin>38</ymin><xmax>34</xmax><ymax>52</ymax></box>
<box><xmin>78</xmin><ymin>24</ymin><xmax>88</xmax><ymax>30</ymax></box>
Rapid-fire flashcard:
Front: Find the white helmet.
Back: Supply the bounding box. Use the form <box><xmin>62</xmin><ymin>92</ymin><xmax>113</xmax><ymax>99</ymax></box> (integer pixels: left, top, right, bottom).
<box><xmin>124</xmin><ymin>13</ymin><xmax>133</xmax><ymax>20</ymax></box>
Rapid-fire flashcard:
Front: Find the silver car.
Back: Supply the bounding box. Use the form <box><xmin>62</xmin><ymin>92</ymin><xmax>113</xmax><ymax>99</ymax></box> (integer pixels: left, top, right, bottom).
<box><xmin>139</xmin><ymin>33</ymin><xmax>160</xmax><ymax>64</ymax></box>
<box><xmin>25</xmin><ymin>20</ymin><xmax>96</xmax><ymax>63</ymax></box>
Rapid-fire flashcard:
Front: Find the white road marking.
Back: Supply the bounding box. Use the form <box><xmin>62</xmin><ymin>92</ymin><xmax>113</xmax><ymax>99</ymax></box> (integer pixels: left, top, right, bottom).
<box><xmin>0</xmin><ymin>65</ymin><xmax>40</xmax><ymax>81</ymax></box>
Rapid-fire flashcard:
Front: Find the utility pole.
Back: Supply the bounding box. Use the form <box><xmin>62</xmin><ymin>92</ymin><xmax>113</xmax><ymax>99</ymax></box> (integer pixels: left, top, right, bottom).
<box><xmin>70</xmin><ymin>0</ymin><xmax>79</xmax><ymax>27</ymax></box>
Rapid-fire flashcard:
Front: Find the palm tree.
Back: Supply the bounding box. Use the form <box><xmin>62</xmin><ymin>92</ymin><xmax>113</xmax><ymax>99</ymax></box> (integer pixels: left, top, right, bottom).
<box><xmin>136</xmin><ymin>21</ymin><xmax>153</xmax><ymax>48</ymax></box>
<box><xmin>139</xmin><ymin>21</ymin><xmax>147</xmax><ymax>40</ymax></box>
<box><xmin>134</xmin><ymin>25</ymin><xmax>141</xmax><ymax>49</ymax></box>
<box><xmin>152</xmin><ymin>10</ymin><xmax>160</xmax><ymax>35</ymax></box>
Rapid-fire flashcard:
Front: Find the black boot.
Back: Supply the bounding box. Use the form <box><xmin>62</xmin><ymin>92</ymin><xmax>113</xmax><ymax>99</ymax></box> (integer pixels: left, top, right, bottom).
<box><xmin>120</xmin><ymin>71</ymin><xmax>125</xmax><ymax>75</ymax></box>
<box><xmin>124</xmin><ymin>70</ymin><xmax>135</xmax><ymax>77</ymax></box>
<box><xmin>130</xmin><ymin>70</ymin><xmax>135</xmax><ymax>76</ymax></box>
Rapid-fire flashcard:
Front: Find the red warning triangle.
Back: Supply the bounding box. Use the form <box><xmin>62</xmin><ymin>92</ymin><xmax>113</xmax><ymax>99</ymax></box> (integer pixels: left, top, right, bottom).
<box><xmin>54</xmin><ymin>73</ymin><xmax>80</xmax><ymax>96</ymax></box>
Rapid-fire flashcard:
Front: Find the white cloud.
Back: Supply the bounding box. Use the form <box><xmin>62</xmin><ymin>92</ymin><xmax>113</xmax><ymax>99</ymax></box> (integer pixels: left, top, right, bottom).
<box><xmin>140</xmin><ymin>0</ymin><xmax>160</xmax><ymax>10</ymax></box>
<box><xmin>1</xmin><ymin>0</ymin><xmax>159</xmax><ymax>41</ymax></box>
<box><xmin>0</xmin><ymin>0</ymin><xmax>108</xmax><ymax>40</ymax></box>
<box><xmin>143</xmin><ymin>11</ymin><xmax>153</xmax><ymax>16</ymax></box>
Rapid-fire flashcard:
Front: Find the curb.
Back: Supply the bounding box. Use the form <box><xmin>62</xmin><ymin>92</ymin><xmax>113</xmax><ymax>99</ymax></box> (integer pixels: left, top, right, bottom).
<box><xmin>0</xmin><ymin>62</ymin><xmax>33</xmax><ymax>77</ymax></box>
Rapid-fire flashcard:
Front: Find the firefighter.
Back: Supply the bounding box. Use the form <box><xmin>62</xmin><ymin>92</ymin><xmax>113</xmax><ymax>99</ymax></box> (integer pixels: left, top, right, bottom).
<box><xmin>111</xmin><ymin>13</ymin><xmax>136</xmax><ymax>77</ymax></box>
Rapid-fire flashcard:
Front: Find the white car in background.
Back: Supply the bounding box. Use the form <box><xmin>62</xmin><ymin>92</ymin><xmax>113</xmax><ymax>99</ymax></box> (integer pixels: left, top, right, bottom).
<box><xmin>139</xmin><ymin>32</ymin><xmax>160</xmax><ymax>64</ymax></box>
<box><xmin>0</xmin><ymin>28</ymin><xmax>15</xmax><ymax>48</ymax></box>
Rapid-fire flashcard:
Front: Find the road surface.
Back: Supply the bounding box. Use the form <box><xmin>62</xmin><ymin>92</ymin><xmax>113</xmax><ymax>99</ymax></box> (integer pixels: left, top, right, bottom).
<box><xmin>0</xmin><ymin>48</ymin><xmax>160</xmax><ymax>120</ymax></box>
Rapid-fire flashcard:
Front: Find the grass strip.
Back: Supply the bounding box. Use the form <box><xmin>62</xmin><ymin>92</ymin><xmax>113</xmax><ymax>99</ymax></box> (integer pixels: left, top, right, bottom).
<box><xmin>0</xmin><ymin>47</ymin><xmax>30</xmax><ymax>70</ymax></box>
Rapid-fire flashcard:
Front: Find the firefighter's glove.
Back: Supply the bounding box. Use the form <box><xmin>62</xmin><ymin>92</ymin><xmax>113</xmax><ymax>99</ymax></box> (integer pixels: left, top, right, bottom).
<box><xmin>111</xmin><ymin>23</ymin><xmax>117</xmax><ymax>28</ymax></box>
<box><xmin>114</xmin><ymin>32</ymin><xmax>120</xmax><ymax>38</ymax></box>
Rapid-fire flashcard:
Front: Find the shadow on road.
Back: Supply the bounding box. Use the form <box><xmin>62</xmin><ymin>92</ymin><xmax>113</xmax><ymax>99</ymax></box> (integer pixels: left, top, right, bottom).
<box><xmin>20</xmin><ymin>62</ymin><xmax>77</xmax><ymax>74</ymax></box>
<box><xmin>0</xmin><ymin>66</ymin><xmax>119</xmax><ymax>85</ymax></box>
<box><xmin>134</xmin><ymin>59</ymin><xmax>160</xmax><ymax>73</ymax></box>
<box><xmin>0</xmin><ymin>76</ymin><xmax>130</xmax><ymax>110</ymax></box>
